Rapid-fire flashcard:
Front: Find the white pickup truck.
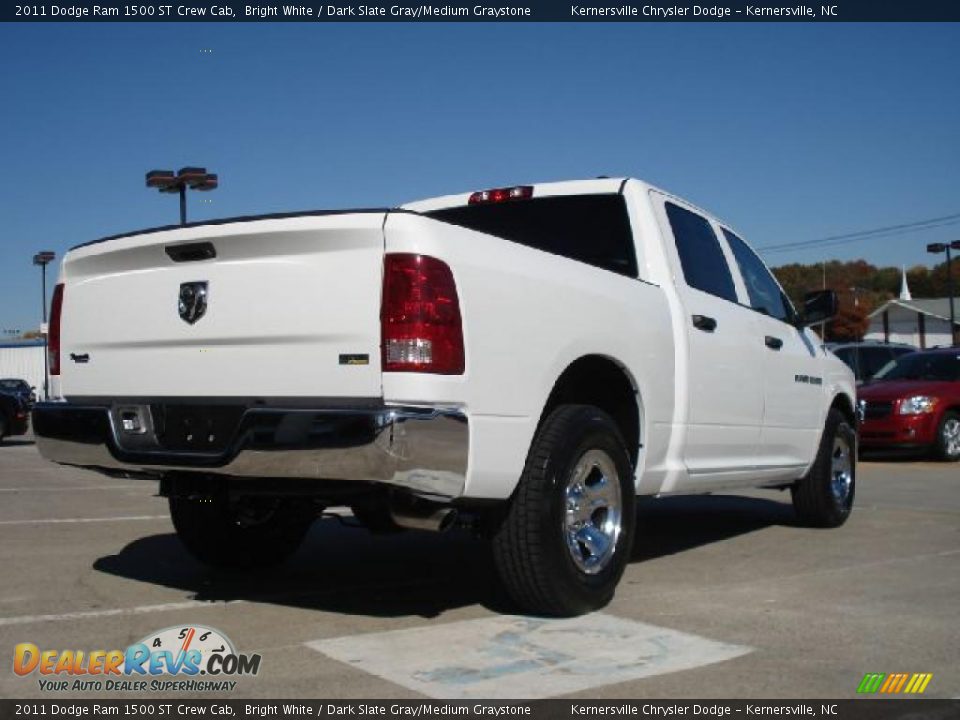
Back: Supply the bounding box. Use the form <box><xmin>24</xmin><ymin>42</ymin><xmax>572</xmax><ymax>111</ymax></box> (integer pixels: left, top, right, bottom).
<box><xmin>34</xmin><ymin>177</ymin><xmax>856</xmax><ymax>616</ymax></box>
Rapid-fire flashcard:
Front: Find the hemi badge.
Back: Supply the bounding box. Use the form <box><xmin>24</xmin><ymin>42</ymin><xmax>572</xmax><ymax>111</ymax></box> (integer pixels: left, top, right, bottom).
<box><xmin>339</xmin><ymin>354</ymin><xmax>370</xmax><ymax>366</ymax></box>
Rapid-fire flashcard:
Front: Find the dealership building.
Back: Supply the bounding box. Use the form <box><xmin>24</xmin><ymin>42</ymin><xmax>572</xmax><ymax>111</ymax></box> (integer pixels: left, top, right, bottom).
<box><xmin>865</xmin><ymin>297</ymin><xmax>960</xmax><ymax>348</ymax></box>
<box><xmin>0</xmin><ymin>340</ymin><xmax>47</xmax><ymax>400</ymax></box>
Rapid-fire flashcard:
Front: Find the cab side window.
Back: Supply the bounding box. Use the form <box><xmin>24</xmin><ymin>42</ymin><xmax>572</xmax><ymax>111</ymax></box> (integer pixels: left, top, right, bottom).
<box><xmin>723</xmin><ymin>229</ymin><xmax>793</xmax><ymax>323</ymax></box>
<box><xmin>665</xmin><ymin>202</ymin><xmax>737</xmax><ymax>303</ymax></box>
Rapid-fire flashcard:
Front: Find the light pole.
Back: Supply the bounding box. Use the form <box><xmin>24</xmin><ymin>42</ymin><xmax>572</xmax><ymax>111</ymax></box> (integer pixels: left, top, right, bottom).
<box><xmin>33</xmin><ymin>251</ymin><xmax>56</xmax><ymax>400</ymax></box>
<box><xmin>819</xmin><ymin>261</ymin><xmax>828</xmax><ymax>340</ymax></box>
<box><xmin>927</xmin><ymin>241</ymin><xmax>960</xmax><ymax>346</ymax></box>
<box><xmin>146</xmin><ymin>167</ymin><xmax>218</xmax><ymax>225</ymax></box>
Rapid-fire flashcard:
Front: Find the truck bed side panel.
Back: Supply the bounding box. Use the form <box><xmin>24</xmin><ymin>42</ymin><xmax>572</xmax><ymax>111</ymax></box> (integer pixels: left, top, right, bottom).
<box><xmin>382</xmin><ymin>212</ymin><xmax>675</xmax><ymax>499</ymax></box>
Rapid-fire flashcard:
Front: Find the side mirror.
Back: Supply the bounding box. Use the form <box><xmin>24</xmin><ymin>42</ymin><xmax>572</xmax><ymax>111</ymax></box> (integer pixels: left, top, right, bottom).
<box><xmin>798</xmin><ymin>289</ymin><xmax>838</xmax><ymax>327</ymax></box>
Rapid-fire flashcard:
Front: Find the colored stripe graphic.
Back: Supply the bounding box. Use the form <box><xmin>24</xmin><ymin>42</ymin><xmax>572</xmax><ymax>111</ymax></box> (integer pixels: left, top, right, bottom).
<box><xmin>857</xmin><ymin>673</ymin><xmax>885</xmax><ymax>693</ymax></box>
<box><xmin>857</xmin><ymin>672</ymin><xmax>932</xmax><ymax>694</ymax></box>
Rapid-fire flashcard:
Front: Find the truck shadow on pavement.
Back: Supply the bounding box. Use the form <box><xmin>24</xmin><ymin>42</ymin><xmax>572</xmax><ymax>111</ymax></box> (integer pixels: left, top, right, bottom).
<box><xmin>93</xmin><ymin>494</ymin><xmax>796</xmax><ymax>618</ymax></box>
<box><xmin>632</xmin><ymin>494</ymin><xmax>797</xmax><ymax>561</ymax></box>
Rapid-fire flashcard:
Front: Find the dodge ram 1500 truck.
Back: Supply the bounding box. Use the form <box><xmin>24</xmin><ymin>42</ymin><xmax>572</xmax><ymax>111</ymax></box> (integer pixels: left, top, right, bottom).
<box><xmin>33</xmin><ymin>177</ymin><xmax>856</xmax><ymax>616</ymax></box>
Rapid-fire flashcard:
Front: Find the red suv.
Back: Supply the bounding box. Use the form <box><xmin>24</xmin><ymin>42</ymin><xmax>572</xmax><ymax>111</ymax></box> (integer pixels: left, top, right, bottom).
<box><xmin>858</xmin><ymin>348</ymin><xmax>960</xmax><ymax>461</ymax></box>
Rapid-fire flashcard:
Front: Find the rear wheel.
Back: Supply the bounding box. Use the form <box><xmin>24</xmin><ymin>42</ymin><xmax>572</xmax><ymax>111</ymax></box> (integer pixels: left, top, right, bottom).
<box><xmin>934</xmin><ymin>411</ymin><xmax>960</xmax><ymax>462</ymax></box>
<box><xmin>492</xmin><ymin>404</ymin><xmax>635</xmax><ymax>616</ymax></box>
<box><xmin>169</xmin><ymin>490</ymin><xmax>317</xmax><ymax>569</ymax></box>
<box><xmin>791</xmin><ymin>408</ymin><xmax>856</xmax><ymax>528</ymax></box>
<box><xmin>0</xmin><ymin>413</ymin><xmax>7</xmax><ymax>443</ymax></box>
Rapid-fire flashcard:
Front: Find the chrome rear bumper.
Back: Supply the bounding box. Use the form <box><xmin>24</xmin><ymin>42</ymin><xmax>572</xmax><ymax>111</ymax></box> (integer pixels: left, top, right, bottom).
<box><xmin>32</xmin><ymin>401</ymin><xmax>469</xmax><ymax>498</ymax></box>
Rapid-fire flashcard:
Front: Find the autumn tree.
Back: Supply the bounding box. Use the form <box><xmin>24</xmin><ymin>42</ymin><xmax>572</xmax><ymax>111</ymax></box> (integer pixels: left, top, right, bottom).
<box><xmin>771</xmin><ymin>258</ymin><xmax>956</xmax><ymax>328</ymax></box>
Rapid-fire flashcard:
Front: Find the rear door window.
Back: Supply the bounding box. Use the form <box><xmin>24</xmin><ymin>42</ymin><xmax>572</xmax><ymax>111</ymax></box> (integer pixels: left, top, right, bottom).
<box><xmin>425</xmin><ymin>194</ymin><xmax>638</xmax><ymax>277</ymax></box>
<box><xmin>664</xmin><ymin>202</ymin><xmax>737</xmax><ymax>303</ymax></box>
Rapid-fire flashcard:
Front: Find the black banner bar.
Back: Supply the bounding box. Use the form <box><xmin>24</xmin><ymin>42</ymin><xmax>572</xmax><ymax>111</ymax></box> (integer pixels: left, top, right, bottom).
<box><xmin>2</xmin><ymin>700</ymin><xmax>960</xmax><ymax>720</ymax></box>
<box><xmin>4</xmin><ymin>0</ymin><xmax>960</xmax><ymax>22</ymax></box>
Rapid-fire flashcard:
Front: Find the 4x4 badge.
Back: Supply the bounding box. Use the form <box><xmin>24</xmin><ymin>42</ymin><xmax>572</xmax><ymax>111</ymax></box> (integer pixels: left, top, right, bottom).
<box><xmin>179</xmin><ymin>281</ymin><xmax>208</xmax><ymax>324</ymax></box>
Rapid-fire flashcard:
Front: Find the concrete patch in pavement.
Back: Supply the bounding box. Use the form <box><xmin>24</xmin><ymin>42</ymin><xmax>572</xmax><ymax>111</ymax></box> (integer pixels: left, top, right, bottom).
<box><xmin>308</xmin><ymin>612</ymin><xmax>751</xmax><ymax>699</ymax></box>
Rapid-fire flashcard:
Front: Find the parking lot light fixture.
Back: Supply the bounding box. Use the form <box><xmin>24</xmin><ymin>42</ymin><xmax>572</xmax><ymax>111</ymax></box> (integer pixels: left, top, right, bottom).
<box><xmin>927</xmin><ymin>241</ymin><xmax>959</xmax><ymax>345</ymax></box>
<box><xmin>32</xmin><ymin>250</ymin><xmax>56</xmax><ymax>400</ymax></box>
<box><xmin>146</xmin><ymin>167</ymin><xmax>218</xmax><ymax>225</ymax></box>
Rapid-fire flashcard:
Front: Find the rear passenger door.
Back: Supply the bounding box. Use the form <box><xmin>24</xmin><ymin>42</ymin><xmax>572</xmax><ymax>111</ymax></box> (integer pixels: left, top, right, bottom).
<box><xmin>722</xmin><ymin>228</ymin><xmax>821</xmax><ymax>473</ymax></box>
<box><xmin>655</xmin><ymin>198</ymin><xmax>764</xmax><ymax>482</ymax></box>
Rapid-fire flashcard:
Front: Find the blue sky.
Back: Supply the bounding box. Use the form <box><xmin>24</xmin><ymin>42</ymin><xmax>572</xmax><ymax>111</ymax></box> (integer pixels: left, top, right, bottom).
<box><xmin>1</xmin><ymin>22</ymin><xmax>959</xmax><ymax>333</ymax></box>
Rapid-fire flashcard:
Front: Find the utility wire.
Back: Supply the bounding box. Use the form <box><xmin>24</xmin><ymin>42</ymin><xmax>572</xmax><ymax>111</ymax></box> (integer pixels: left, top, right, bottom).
<box><xmin>756</xmin><ymin>211</ymin><xmax>960</xmax><ymax>254</ymax></box>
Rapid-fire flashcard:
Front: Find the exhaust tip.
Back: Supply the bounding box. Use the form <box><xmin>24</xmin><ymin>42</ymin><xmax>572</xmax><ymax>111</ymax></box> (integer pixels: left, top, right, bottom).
<box><xmin>389</xmin><ymin>501</ymin><xmax>458</xmax><ymax>533</ymax></box>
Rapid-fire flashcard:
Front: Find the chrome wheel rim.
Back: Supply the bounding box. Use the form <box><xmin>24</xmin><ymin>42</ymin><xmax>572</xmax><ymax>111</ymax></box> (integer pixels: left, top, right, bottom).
<box><xmin>830</xmin><ymin>435</ymin><xmax>853</xmax><ymax>505</ymax></box>
<box><xmin>563</xmin><ymin>449</ymin><xmax>622</xmax><ymax>575</ymax></box>
<box><xmin>942</xmin><ymin>418</ymin><xmax>960</xmax><ymax>457</ymax></box>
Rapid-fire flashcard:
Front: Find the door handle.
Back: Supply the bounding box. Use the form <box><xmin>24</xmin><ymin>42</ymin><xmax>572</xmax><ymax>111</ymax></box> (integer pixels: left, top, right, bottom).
<box><xmin>692</xmin><ymin>315</ymin><xmax>717</xmax><ymax>332</ymax></box>
<box><xmin>765</xmin><ymin>335</ymin><xmax>783</xmax><ymax>350</ymax></box>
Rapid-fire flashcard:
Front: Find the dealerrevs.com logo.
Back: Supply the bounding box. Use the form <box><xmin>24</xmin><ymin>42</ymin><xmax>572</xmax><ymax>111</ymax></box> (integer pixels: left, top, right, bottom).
<box><xmin>13</xmin><ymin>625</ymin><xmax>261</xmax><ymax>693</ymax></box>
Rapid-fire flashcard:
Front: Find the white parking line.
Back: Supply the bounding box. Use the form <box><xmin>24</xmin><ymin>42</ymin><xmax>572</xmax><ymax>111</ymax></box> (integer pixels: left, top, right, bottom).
<box><xmin>0</xmin><ymin>600</ymin><xmax>242</xmax><ymax>627</ymax></box>
<box><xmin>309</xmin><ymin>613</ymin><xmax>751</xmax><ymax>699</ymax></box>
<box><xmin>0</xmin><ymin>485</ymin><xmax>130</xmax><ymax>493</ymax></box>
<box><xmin>0</xmin><ymin>579</ymin><xmax>444</xmax><ymax>628</ymax></box>
<box><xmin>0</xmin><ymin>515</ymin><xmax>167</xmax><ymax>526</ymax></box>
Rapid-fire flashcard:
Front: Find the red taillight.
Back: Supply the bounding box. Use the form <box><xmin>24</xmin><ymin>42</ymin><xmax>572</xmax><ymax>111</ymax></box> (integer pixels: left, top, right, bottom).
<box><xmin>468</xmin><ymin>185</ymin><xmax>533</xmax><ymax>205</ymax></box>
<box><xmin>49</xmin><ymin>283</ymin><xmax>64</xmax><ymax>376</ymax></box>
<box><xmin>381</xmin><ymin>254</ymin><xmax>464</xmax><ymax>374</ymax></box>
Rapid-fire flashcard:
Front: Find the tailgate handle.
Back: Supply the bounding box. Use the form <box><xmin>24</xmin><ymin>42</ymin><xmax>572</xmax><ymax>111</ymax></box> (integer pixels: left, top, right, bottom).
<box><xmin>765</xmin><ymin>335</ymin><xmax>784</xmax><ymax>350</ymax></box>
<box><xmin>165</xmin><ymin>242</ymin><xmax>217</xmax><ymax>263</ymax></box>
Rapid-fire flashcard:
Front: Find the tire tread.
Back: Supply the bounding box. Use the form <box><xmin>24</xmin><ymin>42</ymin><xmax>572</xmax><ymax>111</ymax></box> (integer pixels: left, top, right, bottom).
<box><xmin>492</xmin><ymin>404</ymin><xmax>631</xmax><ymax>616</ymax></box>
<box><xmin>792</xmin><ymin>408</ymin><xmax>854</xmax><ymax>528</ymax></box>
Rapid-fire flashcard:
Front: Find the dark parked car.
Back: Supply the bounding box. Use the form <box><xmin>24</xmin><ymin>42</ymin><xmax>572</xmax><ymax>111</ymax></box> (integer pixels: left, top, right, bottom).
<box><xmin>0</xmin><ymin>378</ymin><xmax>36</xmax><ymax>406</ymax></box>
<box><xmin>858</xmin><ymin>348</ymin><xmax>960</xmax><ymax>461</ymax></box>
<box><xmin>827</xmin><ymin>341</ymin><xmax>915</xmax><ymax>385</ymax></box>
<box><xmin>0</xmin><ymin>393</ymin><xmax>29</xmax><ymax>442</ymax></box>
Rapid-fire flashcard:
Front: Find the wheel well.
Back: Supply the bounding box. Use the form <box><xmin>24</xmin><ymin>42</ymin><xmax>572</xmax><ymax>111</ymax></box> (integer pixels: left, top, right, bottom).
<box><xmin>831</xmin><ymin>393</ymin><xmax>856</xmax><ymax>426</ymax></box>
<box><xmin>539</xmin><ymin>355</ymin><xmax>640</xmax><ymax>466</ymax></box>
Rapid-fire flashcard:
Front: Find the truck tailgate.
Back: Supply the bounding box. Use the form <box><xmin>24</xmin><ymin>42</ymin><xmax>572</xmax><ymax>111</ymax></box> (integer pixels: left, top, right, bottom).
<box><xmin>59</xmin><ymin>212</ymin><xmax>386</xmax><ymax>399</ymax></box>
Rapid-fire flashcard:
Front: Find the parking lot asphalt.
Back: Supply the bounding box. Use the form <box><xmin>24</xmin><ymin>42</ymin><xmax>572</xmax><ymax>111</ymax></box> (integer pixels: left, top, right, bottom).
<box><xmin>0</xmin><ymin>436</ymin><xmax>957</xmax><ymax>700</ymax></box>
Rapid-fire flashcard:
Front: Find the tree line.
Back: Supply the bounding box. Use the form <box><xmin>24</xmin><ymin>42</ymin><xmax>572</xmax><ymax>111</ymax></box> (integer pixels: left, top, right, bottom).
<box><xmin>771</xmin><ymin>259</ymin><xmax>956</xmax><ymax>341</ymax></box>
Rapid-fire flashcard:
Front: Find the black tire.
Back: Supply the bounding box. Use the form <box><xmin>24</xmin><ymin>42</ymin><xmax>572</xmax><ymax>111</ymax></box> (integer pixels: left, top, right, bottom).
<box><xmin>934</xmin><ymin>410</ymin><xmax>960</xmax><ymax>462</ymax></box>
<box><xmin>791</xmin><ymin>408</ymin><xmax>856</xmax><ymax>528</ymax></box>
<box><xmin>169</xmin><ymin>491</ymin><xmax>317</xmax><ymax>569</ymax></box>
<box><xmin>492</xmin><ymin>404</ymin><xmax>636</xmax><ymax>616</ymax></box>
<box><xmin>0</xmin><ymin>413</ymin><xmax>7</xmax><ymax>443</ymax></box>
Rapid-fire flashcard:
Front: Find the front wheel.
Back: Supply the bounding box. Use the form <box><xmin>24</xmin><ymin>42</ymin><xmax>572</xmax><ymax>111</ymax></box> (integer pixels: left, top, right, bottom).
<box><xmin>169</xmin><ymin>490</ymin><xmax>317</xmax><ymax>569</ymax></box>
<box><xmin>791</xmin><ymin>408</ymin><xmax>856</xmax><ymax>528</ymax></box>
<box><xmin>934</xmin><ymin>411</ymin><xmax>960</xmax><ymax>462</ymax></box>
<box><xmin>492</xmin><ymin>404</ymin><xmax>636</xmax><ymax>616</ymax></box>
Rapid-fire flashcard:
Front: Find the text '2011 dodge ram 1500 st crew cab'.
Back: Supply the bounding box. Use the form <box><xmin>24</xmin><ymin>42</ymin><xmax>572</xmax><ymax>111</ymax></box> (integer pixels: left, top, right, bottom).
<box><xmin>33</xmin><ymin>177</ymin><xmax>856</xmax><ymax>616</ymax></box>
